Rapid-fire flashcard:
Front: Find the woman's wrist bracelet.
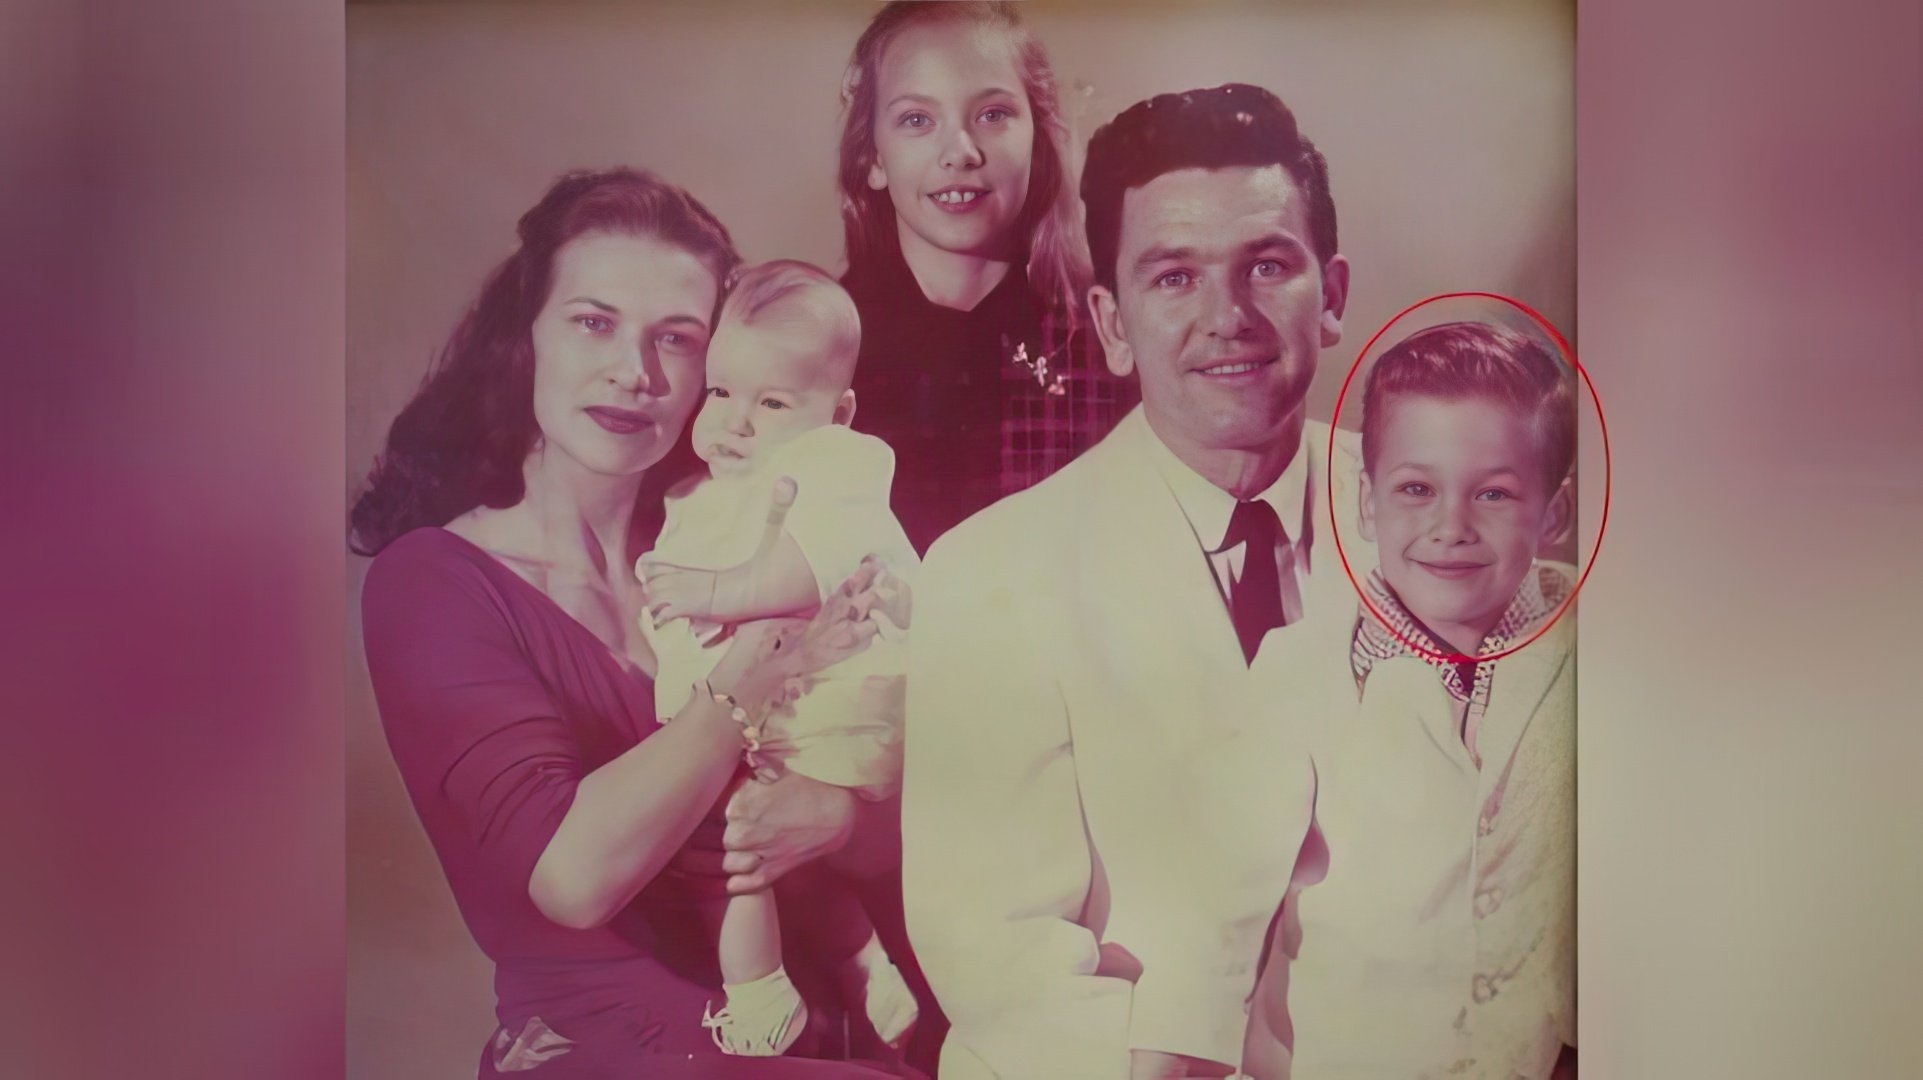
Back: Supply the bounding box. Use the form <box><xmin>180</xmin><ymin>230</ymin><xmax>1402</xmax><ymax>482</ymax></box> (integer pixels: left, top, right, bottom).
<box><xmin>698</xmin><ymin>678</ymin><xmax>761</xmax><ymax>754</ymax></box>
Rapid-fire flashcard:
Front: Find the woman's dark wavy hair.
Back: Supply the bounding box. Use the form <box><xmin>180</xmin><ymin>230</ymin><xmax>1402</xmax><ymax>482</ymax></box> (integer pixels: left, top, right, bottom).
<box><xmin>349</xmin><ymin>168</ymin><xmax>740</xmax><ymax>557</ymax></box>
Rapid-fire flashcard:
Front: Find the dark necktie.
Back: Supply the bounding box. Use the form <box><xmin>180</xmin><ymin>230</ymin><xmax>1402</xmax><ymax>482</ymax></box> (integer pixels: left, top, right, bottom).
<box><xmin>1224</xmin><ymin>498</ymin><xmax>1290</xmax><ymax>665</ymax></box>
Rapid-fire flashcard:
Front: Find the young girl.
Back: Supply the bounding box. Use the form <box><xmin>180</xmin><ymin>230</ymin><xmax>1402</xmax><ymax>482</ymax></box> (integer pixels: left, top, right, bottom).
<box><xmin>637</xmin><ymin>261</ymin><xmax>921</xmax><ymax>1057</ymax></box>
<box><xmin>836</xmin><ymin>0</ymin><xmax>1131</xmax><ymax>555</ymax></box>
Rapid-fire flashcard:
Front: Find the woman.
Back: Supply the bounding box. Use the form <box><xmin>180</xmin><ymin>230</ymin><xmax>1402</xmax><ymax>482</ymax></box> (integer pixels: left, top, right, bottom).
<box><xmin>353</xmin><ymin>168</ymin><xmax>900</xmax><ymax>1078</ymax></box>
<box><xmin>837</xmin><ymin>0</ymin><xmax>1132</xmax><ymax>554</ymax></box>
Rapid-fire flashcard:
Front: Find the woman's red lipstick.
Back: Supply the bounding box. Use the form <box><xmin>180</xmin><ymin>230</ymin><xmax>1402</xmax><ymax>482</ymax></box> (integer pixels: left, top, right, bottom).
<box><xmin>584</xmin><ymin>406</ymin><xmax>652</xmax><ymax>435</ymax></box>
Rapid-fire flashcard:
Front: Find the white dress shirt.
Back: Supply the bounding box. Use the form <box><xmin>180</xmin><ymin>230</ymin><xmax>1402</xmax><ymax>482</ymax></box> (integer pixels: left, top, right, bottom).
<box><xmin>1141</xmin><ymin>423</ymin><xmax>1315</xmax><ymax>624</ymax></box>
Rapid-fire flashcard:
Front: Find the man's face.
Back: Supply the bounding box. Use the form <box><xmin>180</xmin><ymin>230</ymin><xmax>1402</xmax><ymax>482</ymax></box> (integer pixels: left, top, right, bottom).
<box><xmin>1089</xmin><ymin>164</ymin><xmax>1349</xmax><ymax>461</ymax></box>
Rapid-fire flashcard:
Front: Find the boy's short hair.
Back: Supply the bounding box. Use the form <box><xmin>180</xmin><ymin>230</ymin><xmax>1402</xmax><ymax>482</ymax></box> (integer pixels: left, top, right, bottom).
<box><xmin>719</xmin><ymin>259</ymin><xmax>862</xmax><ymax>388</ymax></box>
<box><xmin>1081</xmin><ymin>83</ymin><xmax>1338</xmax><ymax>292</ymax></box>
<box><xmin>1361</xmin><ymin>321</ymin><xmax>1576</xmax><ymax>487</ymax></box>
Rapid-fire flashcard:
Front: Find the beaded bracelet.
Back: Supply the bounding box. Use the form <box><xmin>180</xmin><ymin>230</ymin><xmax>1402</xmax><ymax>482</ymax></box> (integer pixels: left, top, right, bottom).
<box><xmin>699</xmin><ymin>679</ymin><xmax>776</xmax><ymax>780</ymax></box>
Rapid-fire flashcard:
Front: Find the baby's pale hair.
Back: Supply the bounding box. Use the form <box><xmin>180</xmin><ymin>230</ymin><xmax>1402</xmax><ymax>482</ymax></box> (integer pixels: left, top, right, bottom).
<box><xmin>719</xmin><ymin>259</ymin><xmax>862</xmax><ymax>391</ymax></box>
<box><xmin>1361</xmin><ymin>320</ymin><xmax>1576</xmax><ymax>488</ymax></box>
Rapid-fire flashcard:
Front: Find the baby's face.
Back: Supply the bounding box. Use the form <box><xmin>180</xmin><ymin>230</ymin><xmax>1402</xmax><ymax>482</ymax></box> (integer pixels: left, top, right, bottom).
<box><xmin>691</xmin><ymin>320</ymin><xmax>848</xmax><ymax>476</ymax></box>
<box><xmin>1361</xmin><ymin>394</ymin><xmax>1568</xmax><ymax>652</ymax></box>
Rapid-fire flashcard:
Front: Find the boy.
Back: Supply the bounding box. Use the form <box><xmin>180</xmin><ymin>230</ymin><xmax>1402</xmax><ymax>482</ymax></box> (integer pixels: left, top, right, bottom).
<box><xmin>1244</xmin><ymin>321</ymin><xmax>1577</xmax><ymax>1079</ymax></box>
<box><xmin>637</xmin><ymin>260</ymin><xmax>919</xmax><ymax>1057</ymax></box>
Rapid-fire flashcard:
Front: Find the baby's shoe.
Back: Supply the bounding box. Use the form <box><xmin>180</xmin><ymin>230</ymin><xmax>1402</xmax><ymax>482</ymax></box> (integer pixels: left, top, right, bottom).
<box><xmin>701</xmin><ymin>966</ymin><xmax>808</xmax><ymax>1056</ymax></box>
<box><xmin>839</xmin><ymin>932</ymin><xmax>919</xmax><ymax>1048</ymax></box>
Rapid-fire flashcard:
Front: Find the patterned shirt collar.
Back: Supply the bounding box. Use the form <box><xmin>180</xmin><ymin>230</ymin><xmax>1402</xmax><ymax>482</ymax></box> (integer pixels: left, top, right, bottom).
<box><xmin>1352</xmin><ymin>563</ymin><xmax>1569</xmax><ymax>707</ymax></box>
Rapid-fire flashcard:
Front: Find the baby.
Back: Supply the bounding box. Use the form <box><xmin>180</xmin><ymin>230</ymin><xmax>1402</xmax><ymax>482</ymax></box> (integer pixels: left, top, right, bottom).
<box><xmin>637</xmin><ymin>260</ymin><xmax>919</xmax><ymax>1057</ymax></box>
<box><xmin>1244</xmin><ymin>321</ymin><xmax>1577</xmax><ymax>1079</ymax></box>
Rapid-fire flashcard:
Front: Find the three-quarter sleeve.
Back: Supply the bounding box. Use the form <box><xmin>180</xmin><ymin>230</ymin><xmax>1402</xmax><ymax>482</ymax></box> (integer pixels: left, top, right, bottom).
<box><xmin>361</xmin><ymin>535</ymin><xmax>583</xmax><ymax>900</ymax></box>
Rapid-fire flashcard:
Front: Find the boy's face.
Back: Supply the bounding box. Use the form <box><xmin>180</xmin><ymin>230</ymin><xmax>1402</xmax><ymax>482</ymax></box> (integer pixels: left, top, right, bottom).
<box><xmin>691</xmin><ymin>320</ymin><xmax>853</xmax><ymax>476</ymax></box>
<box><xmin>1360</xmin><ymin>394</ymin><xmax>1571</xmax><ymax>652</ymax></box>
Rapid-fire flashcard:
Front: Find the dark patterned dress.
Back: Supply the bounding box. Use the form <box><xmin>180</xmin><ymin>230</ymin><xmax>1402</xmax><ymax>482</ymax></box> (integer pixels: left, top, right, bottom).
<box><xmin>843</xmin><ymin>249</ymin><xmax>1133</xmax><ymax>555</ymax></box>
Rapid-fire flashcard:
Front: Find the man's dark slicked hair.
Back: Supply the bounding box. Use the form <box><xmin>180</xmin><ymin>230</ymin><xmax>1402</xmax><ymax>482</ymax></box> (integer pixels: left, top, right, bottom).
<box><xmin>1080</xmin><ymin>83</ymin><xmax>1338</xmax><ymax>291</ymax></box>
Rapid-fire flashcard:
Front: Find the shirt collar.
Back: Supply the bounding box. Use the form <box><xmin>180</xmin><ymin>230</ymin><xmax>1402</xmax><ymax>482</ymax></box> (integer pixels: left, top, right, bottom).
<box><xmin>1140</xmin><ymin>413</ymin><xmax>1313</xmax><ymax>553</ymax></box>
<box><xmin>1351</xmin><ymin>563</ymin><xmax>1570</xmax><ymax>700</ymax></box>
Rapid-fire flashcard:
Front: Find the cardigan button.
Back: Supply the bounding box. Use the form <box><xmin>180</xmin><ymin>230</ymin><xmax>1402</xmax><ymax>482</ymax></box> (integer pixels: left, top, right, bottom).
<box><xmin>1474</xmin><ymin>885</ymin><xmax>1505</xmax><ymax>919</ymax></box>
<box><xmin>1472</xmin><ymin>973</ymin><xmax>1499</xmax><ymax>1003</ymax></box>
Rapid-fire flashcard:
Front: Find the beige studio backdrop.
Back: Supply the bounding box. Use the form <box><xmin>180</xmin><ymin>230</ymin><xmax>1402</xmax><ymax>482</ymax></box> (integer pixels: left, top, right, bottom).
<box><xmin>346</xmin><ymin>1</ymin><xmax>1574</xmax><ymax>1075</ymax></box>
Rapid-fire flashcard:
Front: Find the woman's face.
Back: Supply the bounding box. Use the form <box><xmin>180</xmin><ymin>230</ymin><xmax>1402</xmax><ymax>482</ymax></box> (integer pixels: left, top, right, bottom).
<box><xmin>528</xmin><ymin>231</ymin><xmax>719</xmax><ymax>480</ymax></box>
<box><xmin>867</xmin><ymin>21</ymin><xmax>1035</xmax><ymax>263</ymax></box>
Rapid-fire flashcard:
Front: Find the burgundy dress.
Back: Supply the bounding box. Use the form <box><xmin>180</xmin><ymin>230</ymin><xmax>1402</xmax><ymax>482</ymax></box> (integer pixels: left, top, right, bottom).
<box><xmin>362</xmin><ymin>528</ymin><xmax>895</xmax><ymax>1079</ymax></box>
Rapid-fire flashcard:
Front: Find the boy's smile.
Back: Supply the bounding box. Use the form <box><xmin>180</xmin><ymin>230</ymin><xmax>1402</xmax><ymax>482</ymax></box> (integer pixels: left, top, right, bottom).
<box><xmin>1411</xmin><ymin>558</ymin><xmax>1492</xmax><ymax>580</ymax></box>
<box><xmin>1360</xmin><ymin>394</ymin><xmax>1569</xmax><ymax>655</ymax></box>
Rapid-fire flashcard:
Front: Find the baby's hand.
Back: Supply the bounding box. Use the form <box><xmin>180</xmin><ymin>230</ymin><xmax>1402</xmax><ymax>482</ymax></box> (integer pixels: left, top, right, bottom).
<box><xmin>636</xmin><ymin>559</ymin><xmax>719</xmax><ymax>626</ymax></box>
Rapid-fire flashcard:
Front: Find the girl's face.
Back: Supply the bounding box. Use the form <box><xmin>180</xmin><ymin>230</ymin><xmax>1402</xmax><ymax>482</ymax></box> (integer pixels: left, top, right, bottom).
<box><xmin>867</xmin><ymin>21</ymin><xmax>1035</xmax><ymax>263</ymax></box>
<box><xmin>528</xmin><ymin>232</ymin><xmax>719</xmax><ymax>480</ymax></box>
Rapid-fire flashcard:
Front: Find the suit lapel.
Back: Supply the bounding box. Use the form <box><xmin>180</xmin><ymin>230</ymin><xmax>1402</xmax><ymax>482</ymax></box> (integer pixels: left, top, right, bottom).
<box><xmin>1248</xmin><ymin>422</ymin><xmax>1371</xmax><ymax>755</ymax></box>
<box><xmin>1064</xmin><ymin>411</ymin><xmax>1277</xmax><ymax>940</ymax></box>
<box><xmin>1085</xmin><ymin>410</ymin><xmax>1247</xmax><ymax>685</ymax></box>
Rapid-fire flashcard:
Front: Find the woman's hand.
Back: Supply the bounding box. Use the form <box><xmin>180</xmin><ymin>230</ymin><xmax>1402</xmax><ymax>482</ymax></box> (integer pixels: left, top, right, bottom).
<box><xmin>718</xmin><ymin>771</ymin><xmax>859</xmax><ymax>894</ymax></box>
<box><xmin>710</xmin><ymin>557</ymin><xmax>893</xmax><ymax>705</ymax></box>
<box><xmin>777</xmin><ymin>555</ymin><xmax>896</xmax><ymax>675</ymax></box>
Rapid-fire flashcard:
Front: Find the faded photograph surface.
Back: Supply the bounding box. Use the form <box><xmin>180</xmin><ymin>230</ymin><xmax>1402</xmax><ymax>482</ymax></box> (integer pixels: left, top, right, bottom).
<box><xmin>346</xmin><ymin>3</ymin><xmax>1576</xmax><ymax>1077</ymax></box>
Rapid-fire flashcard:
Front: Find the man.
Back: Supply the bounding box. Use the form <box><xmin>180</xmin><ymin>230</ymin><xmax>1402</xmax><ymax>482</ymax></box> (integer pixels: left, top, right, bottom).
<box><xmin>902</xmin><ymin>84</ymin><xmax>1365</xmax><ymax>1078</ymax></box>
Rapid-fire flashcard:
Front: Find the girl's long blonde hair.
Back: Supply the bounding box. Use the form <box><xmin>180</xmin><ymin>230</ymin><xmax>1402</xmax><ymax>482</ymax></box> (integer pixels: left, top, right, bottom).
<box><xmin>836</xmin><ymin>1</ymin><xmax>1090</xmax><ymax>343</ymax></box>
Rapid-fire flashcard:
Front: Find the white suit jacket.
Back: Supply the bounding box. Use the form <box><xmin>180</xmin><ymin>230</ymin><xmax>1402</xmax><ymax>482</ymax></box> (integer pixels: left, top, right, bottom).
<box><xmin>904</xmin><ymin>407</ymin><xmax>1368</xmax><ymax>1077</ymax></box>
